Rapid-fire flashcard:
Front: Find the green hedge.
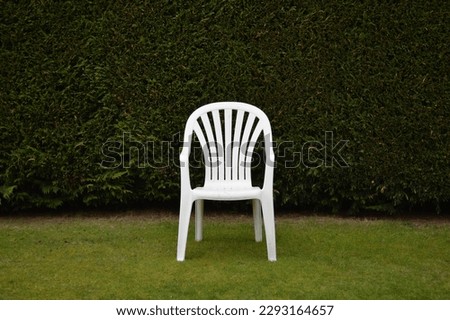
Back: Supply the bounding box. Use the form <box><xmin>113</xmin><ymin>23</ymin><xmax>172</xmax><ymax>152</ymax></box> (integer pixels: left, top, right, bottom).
<box><xmin>1</xmin><ymin>0</ymin><xmax>449</xmax><ymax>213</ymax></box>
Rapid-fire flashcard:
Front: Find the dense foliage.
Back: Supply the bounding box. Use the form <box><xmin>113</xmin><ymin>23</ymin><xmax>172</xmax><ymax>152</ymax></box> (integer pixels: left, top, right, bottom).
<box><xmin>1</xmin><ymin>0</ymin><xmax>448</xmax><ymax>213</ymax></box>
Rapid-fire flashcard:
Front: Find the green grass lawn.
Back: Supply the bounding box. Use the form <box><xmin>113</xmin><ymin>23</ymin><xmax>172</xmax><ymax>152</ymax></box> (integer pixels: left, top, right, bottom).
<box><xmin>0</xmin><ymin>212</ymin><xmax>449</xmax><ymax>299</ymax></box>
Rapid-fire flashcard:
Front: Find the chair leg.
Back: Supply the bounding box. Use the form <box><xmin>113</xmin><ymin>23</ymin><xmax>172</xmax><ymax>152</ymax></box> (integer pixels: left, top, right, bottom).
<box><xmin>177</xmin><ymin>194</ymin><xmax>193</xmax><ymax>261</ymax></box>
<box><xmin>252</xmin><ymin>199</ymin><xmax>263</xmax><ymax>242</ymax></box>
<box><xmin>195</xmin><ymin>199</ymin><xmax>204</xmax><ymax>241</ymax></box>
<box><xmin>260</xmin><ymin>196</ymin><xmax>277</xmax><ymax>261</ymax></box>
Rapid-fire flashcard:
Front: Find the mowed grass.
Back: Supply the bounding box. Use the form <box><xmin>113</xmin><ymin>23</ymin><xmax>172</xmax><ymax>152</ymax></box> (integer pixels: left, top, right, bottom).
<box><xmin>0</xmin><ymin>213</ymin><xmax>449</xmax><ymax>299</ymax></box>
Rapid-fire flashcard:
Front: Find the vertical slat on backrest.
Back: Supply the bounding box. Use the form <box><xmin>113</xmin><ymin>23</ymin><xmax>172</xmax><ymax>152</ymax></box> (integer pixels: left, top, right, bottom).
<box><xmin>244</xmin><ymin>121</ymin><xmax>263</xmax><ymax>180</ymax></box>
<box><xmin>232</xmin><ymin>110</ymin><xmax>245</xmax><ymax>180</ymax></box>
<box><xmin>239</xmin><ymin>113</ymin><xmax>256</xmax><ymax>181</ymax></box>
<box><xmin>212</xmin><ymin>110</ymin><xmax>224</xmax><ymax>181</ymax></box>
<box><xmin>224</xmin><ymin>109</ymin><xmax>232</xmax><ymax>180</ymax></box>
<box><xmin>193</xmin><ymin>121</ymin><xmax>210</xmax><ymax>180</ymax></box>
<box><xmin>200</xmin><ymin>113</ymin><xmax>218</xmax><ymax>181</ymax></box>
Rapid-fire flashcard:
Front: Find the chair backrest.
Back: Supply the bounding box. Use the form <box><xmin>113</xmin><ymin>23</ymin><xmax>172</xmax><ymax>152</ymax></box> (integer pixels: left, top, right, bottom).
<box><xmin>182</xmin><ymin>102</ymin><xmax>273</xmax><ymax>186</ymax></box>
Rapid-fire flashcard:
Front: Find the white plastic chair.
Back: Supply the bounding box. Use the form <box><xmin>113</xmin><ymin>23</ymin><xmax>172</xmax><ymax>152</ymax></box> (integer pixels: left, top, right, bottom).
<box><xmin>177</xmin><ymin>102</ymin><xmax>276</xmax><ymax>261</ymax></box>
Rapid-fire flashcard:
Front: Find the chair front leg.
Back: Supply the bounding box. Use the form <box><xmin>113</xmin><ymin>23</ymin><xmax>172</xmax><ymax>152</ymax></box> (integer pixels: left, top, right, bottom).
<box><xmin>177</xmin><ymin>193</ymin><xmax>193</xmax><ymax>261</ymax></box>
<box><xmin>260</xmin><ymin>196</ymin><xmax>276</xmax><ymax>261</ymax></box>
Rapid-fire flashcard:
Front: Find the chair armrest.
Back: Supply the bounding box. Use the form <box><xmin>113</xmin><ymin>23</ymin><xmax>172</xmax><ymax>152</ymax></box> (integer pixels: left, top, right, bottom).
<box><xmin>179</xmin><ymin>151</ymin><xmax>189</xmax><ymax>164</ymax></box>
<box><xmin>268</xmin><ymin>149</ymin><xmax>275</xmax><ymax>163</ymax></box>
<box><xmin>179</xmin><ymin>132</ymin><xmax>192</xmax><ymax>165</ymax></box>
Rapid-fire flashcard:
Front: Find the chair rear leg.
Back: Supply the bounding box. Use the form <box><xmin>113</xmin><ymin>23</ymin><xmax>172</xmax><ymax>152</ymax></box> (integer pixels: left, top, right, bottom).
<box><xmin>195</xmin><ymin>199</ymin><xmax>204</xmax><ymax>241</ymax></box>
<box><xmin>177</xmin><ymin>194</ymin><xmax>193</xmax><ymax>261</ymax></box>
<box><xmin>252</xmin><ymin>199</ymin><xmax>263</xmax><ymax>242</ymax></box>
<box><xmin>261</xmin><ymin>196</ymin><xmax>277</xmax><ymax>261</ymax></box>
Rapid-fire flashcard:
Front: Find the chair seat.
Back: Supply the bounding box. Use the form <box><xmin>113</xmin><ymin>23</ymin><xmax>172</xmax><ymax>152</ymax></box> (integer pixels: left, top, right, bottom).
<box><xmin>192</xmin><ymin>184</ymin><xmax>262</xmax><ymax>201</ymax></box>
